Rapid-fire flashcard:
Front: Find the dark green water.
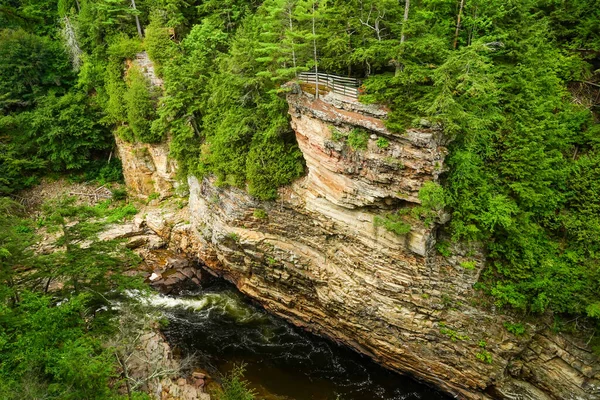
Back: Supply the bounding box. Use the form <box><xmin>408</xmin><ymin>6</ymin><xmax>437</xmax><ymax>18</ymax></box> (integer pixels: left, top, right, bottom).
<box><xmin>151</xmin><ymin>282</ymin><xmax>449</xmax><ymax>400</ymax></box>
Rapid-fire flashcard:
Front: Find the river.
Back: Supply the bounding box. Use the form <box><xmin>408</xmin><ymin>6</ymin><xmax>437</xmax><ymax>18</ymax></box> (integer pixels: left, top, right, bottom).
<box><xmin>144</xmin><ymin>281</ymin><xmax>449</xmax><ymax>400</ymax></box>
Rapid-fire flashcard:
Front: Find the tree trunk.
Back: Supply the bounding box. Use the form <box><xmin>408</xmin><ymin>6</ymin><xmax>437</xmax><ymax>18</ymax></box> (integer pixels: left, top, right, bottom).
<box><xmin>116</xmin><ymin>353</ymin><xmax>133</xmax><ymax>400</ymax></box>
<box><xmin>287</xmin><ymin>3</ymin><xmax>297</xmax><ymax>77</ymax></box>
<box><xmin>131</xmin><ymin>0</ymin><xmax>143</xmax><ymax>38</ymax></box>
<box><xmin>396</xmin><ymin>0</ymin><xmax>410</xmax><ymax>75</ymax></box>
<box><xmin>453</xmin><ymin>0</ymin><xmax>465</xmax><ymax>49</ymax></box>
<box><xmin>400</xmin><ymin>0</ymin><xmax>410</xmax><ymax>44</ymax></box>
<box><xmin>44</xmin><ymin>277</ymin><xmax>52</xmax><ymax>293</ymax></box>
<box><xmin>312</xmin><ymin>1</ymin><xmax>319</xmax><ymax>99</ymax></box>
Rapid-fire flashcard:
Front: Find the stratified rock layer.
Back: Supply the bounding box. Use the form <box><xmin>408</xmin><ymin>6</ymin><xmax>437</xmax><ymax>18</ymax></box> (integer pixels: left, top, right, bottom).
<box><xmin>115</xmin><ymin>134</ymin><xmax>177</xmax><ymax>199</ymax></box>
<box><xmin>120</xmin><ymin>85</ymin><xmax>600</xmax><ymax>400</ymax></box>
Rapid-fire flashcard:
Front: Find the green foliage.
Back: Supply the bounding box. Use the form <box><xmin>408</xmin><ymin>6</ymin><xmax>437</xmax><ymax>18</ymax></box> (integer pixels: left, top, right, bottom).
<box><xmin>212</xmin><ymin>365</ymin><xmax>256</xmax><ymax>400</ymax></box>
<box><xmin>27</xmin><ymin>91</ymin><xmax>113</xmax><ymax>171</ymax></box>
<box><xmin>145</xmin><ymin>12</ymin><xmax>178</xmax><ymax>75</ymax></box>
<box><xmin>106</xmin><ymin>33</ymin><xmax>143</xmax><ymax>60</ymax></box>
<box><xmin>376</xmin><ymin>137</ymin><xmax>389</xmax><ymax>149</ymax></box>
<box><xmin>157</xmin><ymin>14</ymin><xmax>305</xmax><ymax>199</ymax></box>
<box><xmin>503</xmin><ymin>322</ymin><xmax>526</xmax><ymax>336</ymax></box>
<box><xmin>476</xmin><ymin>350</ymin><xmax>493</xmax><ymax>364</ymax></box>
<box><xmin>476</xmin><ymin>341</ymin><xmax>493</xmax><ymax>364</ymax></box>
<box><xmin>226</xmin><ymin>232</ymin><xmax>240</xmax><ymax>242</ymax></box>
<box><xmin>246</xmin><ymin>132</ymin><xmax>305</xmax><ymax>199</ymax></box>
<box><xmin>460</xmin><ymin>261</ymin><xmax>476</xmax><ymax>270</ymax></box>
<box><xmin>103</xmin><ymin>202</ymin><xmax>138</xmax><ymax>223</ymax></box>
<box><xmin>0</xmin><ymin>29</ymin><xmax>74</xmax><ymax>113</ymax></box>
<box><xmin>39</xmin><ymin>196</ymin><xmax>140</xmax><ymax>293</ymax></box>
<box><xmin>124</xmin><ymin>65</ymin><xmax>162</xmax><ymax>143</ymax></box>
<box><xmin>0</xmin><ymin>199</ymin><xmax>36</xmax><ymax>298</ymax></box>
<box><xmin>253</xmin><ymin>209</ymin><xmax>268</xmax><ymax>219</ymax></box>
<box><xmin>329</xmin><ymin>126</ymin><xmax>345</xmax><ymax>142</ymax></box>
<box><xmin>347</xmin><ymin>128</ymin><xmax>369</xmax><ymax>150</ymax></box>
<box><xmin>436</xmin><ymin>241</ymin><xmax>452</xmax><ymax>257</ymax></box>
<box><xmin>0</xmin><ymin>196</ymin><xmax>147</xmax><ymax>398</ymax></box>
<box><xmin>0</xmin><ymin>292</ymin><xmax>118</xmax><ymax>399</ymax></box>
<box><xmin>410</xmin><ymin>182</ymin><xmax>446</xmax><ymax>226</ymax></box>
<box><xmin>111</xmin><ymin>188</ymin><xmax>128</xmax><ymax>201</ymax></box>
<box><xmin>374</xmin><ymin>214</ymin><xmax>411</xmax><ymax>236</ymax></box>
<box><xmin>77</xmin><ymin>158</ymin><xmax>124</xmax><ymax>185</ymax></box>
<box><xmin>439</xmin><ymin>323</ymin><xmax>469</xmax><ymax>342</ymax></box>
<box><xmin>147</xmin><ymin>192</ymin><xmax>160</xmax><ymax>202</ymax></box>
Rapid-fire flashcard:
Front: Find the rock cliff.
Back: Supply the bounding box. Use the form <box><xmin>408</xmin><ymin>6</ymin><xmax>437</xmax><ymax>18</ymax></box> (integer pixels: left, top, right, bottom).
<box><xmin>117</xmin><ymin>83</ymin><xmax>600</xmax><ymax>399</ymax></box>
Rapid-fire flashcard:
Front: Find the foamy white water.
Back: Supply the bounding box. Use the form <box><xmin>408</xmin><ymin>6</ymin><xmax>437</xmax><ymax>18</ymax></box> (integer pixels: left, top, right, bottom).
<box><xmin>123</xmin><ymin>289</ymin><xmax>265</xmax><ymax>323</ymax></box>
<box><xmin>124</xmin><ymin>289</ymin><xmax>211</xmax><ymax>310</ymax></box>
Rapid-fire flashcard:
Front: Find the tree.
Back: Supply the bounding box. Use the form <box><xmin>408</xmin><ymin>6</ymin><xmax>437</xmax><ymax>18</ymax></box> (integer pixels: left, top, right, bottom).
<box><xmin>254</xmin><ymin>0</ymin><xmax>306</xmax><ymax>84</ymax></box>
<box><xmin>295</xmin><ymin>0</ymin><xmax>323</xmax><ymax>97</ymax></box>
<box><xmin>0</xmin><ymin>292</ymin><xmax>120</xmax><ymax>399</ymax></box>
<box><xmin>124</xmin><ymin>65</ymin><xmax>161</xmax><ymax>143</ymax></box>
<box><xmin>0</xmin><ymin>199</ymin><xmax>37</xmax><ymax>303</ymax></box>
<box><xmin>0</xmin><ymin>29</ymin><xmax>74</xmax><ymax>113</ymax></box>
<box><xmin>27</xmin><ymin>91</ymin><xmax>113</xmax><ymax>171</ymax></box>
<box><xmin>453</xmin><ymin>0</ymin><xmax>465</xmax><ymax>49</ymax></box>
<box><xmin>40</xmin><ymin>196</ymin><xmax>139</xmax><ymax>294</ymax></box>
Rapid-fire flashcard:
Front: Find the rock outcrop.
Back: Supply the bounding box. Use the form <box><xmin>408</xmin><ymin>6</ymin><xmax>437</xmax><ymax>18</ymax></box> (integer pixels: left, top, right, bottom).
<box><xmin>119</xmin><ymin>84</ymin><xmax>600</xmax><ymax>399</ymax></box>
<box><xmin>126</xmin><ymin>320</ymin><xmax>210</xmax><ymax>400</ymax></box>
<box><xmin>115</xmin><ymin>135</ymin><xmax>178</xmax><ymax>199</ymax></box>
<box><xmin>116</xmin><ymin>52</ymin><xmax>178</xmax><ymax>200</ymax></box>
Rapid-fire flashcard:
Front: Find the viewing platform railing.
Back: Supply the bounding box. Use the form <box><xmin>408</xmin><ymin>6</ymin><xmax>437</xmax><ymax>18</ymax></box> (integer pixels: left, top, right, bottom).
<box><xmin>298</xmin><ymin>72</ymin><xmax>361</xmax><ymax>100</ymax></box>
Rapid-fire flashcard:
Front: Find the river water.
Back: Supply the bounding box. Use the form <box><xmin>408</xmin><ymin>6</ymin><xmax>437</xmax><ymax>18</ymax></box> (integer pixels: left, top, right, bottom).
<box><xmin>146</xmin><ymin>281</ymin><xmax>449</xmax><ymax>400</ymax></box>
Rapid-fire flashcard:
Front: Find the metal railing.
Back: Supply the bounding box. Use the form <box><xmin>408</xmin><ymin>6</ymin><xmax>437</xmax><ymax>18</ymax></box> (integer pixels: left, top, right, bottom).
<box><xmin>298</xmin><ymin>72</ymin><xmax>361</xmax><ymax>99</ymax></box>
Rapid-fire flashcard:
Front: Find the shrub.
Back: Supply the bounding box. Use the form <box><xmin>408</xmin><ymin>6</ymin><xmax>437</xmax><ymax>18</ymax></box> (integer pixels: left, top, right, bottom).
<box><xmin>411</xmin><ymin>182</ymin><xmax>446</xmax><ymax>226</ymax></box>
<box><xmin>246</xmin><ymin>134</ymin><xmax>305</xmax><ymax>200</ymax></box>
<box><xmin>436</xmin><ymin>241</ymin><xmax>452</xmax><ymax>257</ymax></box>
<box><xmin>476</xmin><ymin>350</ymin><xmax>493</xmax><ymax>364</ymax></box>
<box><xmin>439</xmin><ymin>323</ymin><xmax>469</xmax><ymax>341</ymax></box>
<box><xmin>503</xmin><ymin>322</ymin><xmax>526</xmax><ymax>336</ymax></box>
<box><xmin>460</xmin><ymin>261</ymin><xmax>476</xmax><ymax>270</ymax></box>
<box><xmin>111</xmin><ymin>188</ymin><xmax>128</xmax><ymax>201</ymax></box>
<box><xmin>347</xmin><ymin>128</ymin><xmax>369</xmax><ymax>150</ymax></box>
<box><xmin>28</xmin><ymin>92</ymin><xmax>112</xmax><ymax>171</ymax></box>
<box><xmin>116</xmin><ymin>125</ymin><xmax>135</xmax><ymax>142</ymax></box>
<box><xmin>212</xmin><ymin>365</ymin><xmax>255</xmax><ymax>400</ymax></box>
<box><xmin>376</xmin><ymin>137</ymin><xmax>389</xmax><ymax>148</ymax></box>
<box><xmin>374</xmin><ymin>214</ymin><xmax>411</xmax><ymax>236</ymax></box>
<box><xmin>101</xmin><ymin>203</ymin><xmax>138</xmax><ymax>223</ymax></box>
<box><xmin>147</xmin><ymin>192</ymin><xmax>160</xmax><ymax>202</ymax></box>
<box><xmin>329</xmin><ymin>126</ymin><xmax>345</xmax><ymax>142</ymax></box>
<box><xmin>253</xmin><ymin>209</ymin><xmax>268</xmax><ymax>219</ymax></box>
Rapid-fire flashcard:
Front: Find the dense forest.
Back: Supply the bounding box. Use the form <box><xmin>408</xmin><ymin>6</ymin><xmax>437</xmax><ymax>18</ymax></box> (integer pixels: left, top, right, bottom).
<box><xmin>1</xmin><ymin>0</ymin><xmax>599</xmax><ymax>396</ymax></box>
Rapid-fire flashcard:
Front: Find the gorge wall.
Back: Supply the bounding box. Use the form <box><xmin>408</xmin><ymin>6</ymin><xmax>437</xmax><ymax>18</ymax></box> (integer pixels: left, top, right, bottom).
<box><xmin>117</xmin><ymin>66</ymin><xmax>600</xmax><ymax>399</ymax></box>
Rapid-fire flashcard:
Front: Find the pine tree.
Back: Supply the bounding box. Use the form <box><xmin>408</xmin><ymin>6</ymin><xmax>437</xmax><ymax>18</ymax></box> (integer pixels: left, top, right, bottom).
<box><xmin>294</xmin><ymin>0</ymin><xmax>323</xmax><ymax>97</ymax></box>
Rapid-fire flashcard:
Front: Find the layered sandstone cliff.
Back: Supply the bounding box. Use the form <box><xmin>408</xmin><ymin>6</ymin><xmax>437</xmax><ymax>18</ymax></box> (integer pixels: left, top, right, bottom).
<box><xmin>117</xmin><ymin>82</ymin><xmax>600</xmax><ymax>399</ymax></box>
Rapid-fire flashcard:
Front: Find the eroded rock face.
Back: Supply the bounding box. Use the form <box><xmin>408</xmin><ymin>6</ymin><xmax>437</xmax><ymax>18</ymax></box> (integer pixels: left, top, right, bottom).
<box><xmin>115</xmin><ymin>132</ymin><xmax>178</xmax><ymax>199</ymax></box>
<box><xmin>121</xmin><ymin>86</ymin><xmax>599</xmax><ymax>399</ymax></box>
<box><xmin>287</xmin><ymin>84</ymin><xmax>445</xmax><ymax>207</ymax></box>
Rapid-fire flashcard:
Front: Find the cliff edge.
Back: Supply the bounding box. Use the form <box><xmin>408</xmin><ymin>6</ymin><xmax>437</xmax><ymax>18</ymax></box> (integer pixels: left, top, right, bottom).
<box><xmin>118</xmin><ymin>77</ymin><xmax>600</xmax><ymax>399</ymax></box>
